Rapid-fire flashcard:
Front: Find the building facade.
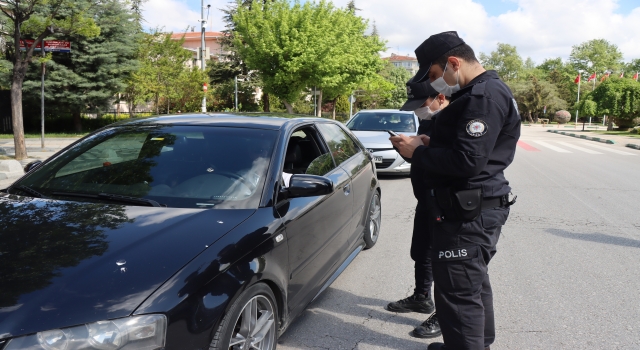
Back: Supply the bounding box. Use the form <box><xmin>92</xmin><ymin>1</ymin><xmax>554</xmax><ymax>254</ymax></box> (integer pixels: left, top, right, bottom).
<box><xmin>385</xmin><ymin>53</ymin><xmax>419</xmax><ymax>76</ymax></box>
<box><xmin>170</xmin><ymin>31</ymin><xmax>228</xmax><ymax>68</ymax></box>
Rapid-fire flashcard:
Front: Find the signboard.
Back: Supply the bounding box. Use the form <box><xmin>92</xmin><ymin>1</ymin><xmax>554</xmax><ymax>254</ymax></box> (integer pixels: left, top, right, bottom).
<box><xmin>19</xmin><ymin>40</ymin><xmax>71</xmax><ymax>53</ymax></box>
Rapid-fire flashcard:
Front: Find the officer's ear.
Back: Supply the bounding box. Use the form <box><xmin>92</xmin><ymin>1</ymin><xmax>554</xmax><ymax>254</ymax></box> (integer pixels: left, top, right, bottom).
<box><xmin>447</xmin><ymin>56</ymin><xmax>461</xmax><ymax>71</ymax></box>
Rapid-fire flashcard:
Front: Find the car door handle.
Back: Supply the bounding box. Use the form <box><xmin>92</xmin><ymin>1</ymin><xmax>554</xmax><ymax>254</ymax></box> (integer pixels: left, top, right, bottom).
<box><xmin>343</xmin><ymin>184</ymin><xmax>351</xmax><ymax>196</ymax></box>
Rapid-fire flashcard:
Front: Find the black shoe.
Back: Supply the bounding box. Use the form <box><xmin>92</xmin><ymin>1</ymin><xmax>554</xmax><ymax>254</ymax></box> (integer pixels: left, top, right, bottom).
<box><xmin>386</xmin><ymin>293</ymin><xmax>434</xmax><ymax>314</ymax></box>
<box><xmin>427</xmin><ymin>343</ymin><xmax>490</xmax><ymax>350</ymax></box>
<box><xmin>411</xmin><ymin>312</ymin><xmax>441</xmax><ymax>339</ymax></box>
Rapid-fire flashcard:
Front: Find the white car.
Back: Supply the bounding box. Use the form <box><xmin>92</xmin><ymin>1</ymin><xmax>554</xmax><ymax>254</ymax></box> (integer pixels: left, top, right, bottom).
<box><xmin>346</xmin><ymin>109</ymin><xmax>418</xmax><ymax>175</ymax></box>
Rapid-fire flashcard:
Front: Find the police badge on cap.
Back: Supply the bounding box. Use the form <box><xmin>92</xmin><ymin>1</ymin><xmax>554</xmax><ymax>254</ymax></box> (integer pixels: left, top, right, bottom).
<box><xmin>466</xmin><ymin>120</ymin><xmax>488</xmax><ymax>137</ymax></box>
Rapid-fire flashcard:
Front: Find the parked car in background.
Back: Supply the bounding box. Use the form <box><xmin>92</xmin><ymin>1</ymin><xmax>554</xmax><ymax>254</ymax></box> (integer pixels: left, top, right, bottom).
<box><xmin>0</xmin><ymin>114</ymin><xmax>382</xmax><ymax>350</ymax></box>
<box><xmin>345</xmin><ymin>109</ymin><xmax>418</xmax><ymax>175</ymax></box>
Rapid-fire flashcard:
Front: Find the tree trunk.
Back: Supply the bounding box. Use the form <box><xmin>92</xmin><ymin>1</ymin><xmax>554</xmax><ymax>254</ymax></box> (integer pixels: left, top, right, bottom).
<box><xmin>155</xmin><ymin>93</ymin><xmax>159</xmax><ymax>115</ymax></box>
<box><xmin>167</xmin><ymin>98</ymin><xmax>170</xmax><ymax>114</ymax></box>
<box><xmin>607</xmin><ymin>116</ymin><xmax>613</xmax><ymax>131</ymax></box>
<box><xmin>263</xmin><ymin>93</ymin><xmax>270</xmax><ymax>112</ymax></box>
<box><xmin>526</xmin><ymin>111</ymin><xmax>533</xmax><ymax>123</ymax></box>
<box><xmin>332</xmin><ymin>98</ymin><xmax>337</xmax><ymax>120</ymax></box>
<box><xmin>316</xmin><ymin>90</ymin><xmax>323</xmax><ymax>118</ymax></box>
<box><xmin>10</xmin><ymin>69</ymin><xmax>27</xmax><ymax>160</ymax></box>
<box><xmin>283</xmin><ymin>100</ymin><xmax>294</xmax><ymax>114</ymax></box>
<box><xmin>73</xmin><ymin>111</ymin><xmax>82</xmax><ymax>132</ymax></box>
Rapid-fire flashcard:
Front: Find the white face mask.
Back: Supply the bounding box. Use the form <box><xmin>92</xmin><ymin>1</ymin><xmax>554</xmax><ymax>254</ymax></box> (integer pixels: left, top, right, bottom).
<box><xmin>430</xmin><ymin>62</ymin><xmax>460</xmax><ymax>97</ymax></box>
<box><xmin>414</xmin><ymin>99</ymin><xmax>440</xmax><ymax>120</ymax></box>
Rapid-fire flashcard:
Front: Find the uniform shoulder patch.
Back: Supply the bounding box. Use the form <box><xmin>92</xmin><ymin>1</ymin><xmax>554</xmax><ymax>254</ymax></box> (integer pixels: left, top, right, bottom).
<box><xmin>512</xmin><ymin>98</ymin><xmax>520</xmax><ymax>115</ymax></box>
<box><xmin>466</xmin><ymin>119</ymin><xmax>488</xmax><ymax>137</ymax></box>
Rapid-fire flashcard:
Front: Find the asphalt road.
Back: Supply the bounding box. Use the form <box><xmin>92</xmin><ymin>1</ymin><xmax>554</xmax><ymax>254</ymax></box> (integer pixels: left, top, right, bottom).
<box><xmin>278</xmin><ymin>126</ymin><xmax>640</xmax><ymax>350</ymax></box>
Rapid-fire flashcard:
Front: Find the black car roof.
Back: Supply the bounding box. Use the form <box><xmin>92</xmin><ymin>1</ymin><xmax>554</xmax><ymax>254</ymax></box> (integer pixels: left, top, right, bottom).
<box><xmin>115</xmin><ymin>113</ymin><xmax>333</xmax><ymax>131</ymax></box>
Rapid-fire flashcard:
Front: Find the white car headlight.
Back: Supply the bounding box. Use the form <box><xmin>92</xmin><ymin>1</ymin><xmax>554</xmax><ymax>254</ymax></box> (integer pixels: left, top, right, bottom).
<box><xmin>5</xmin><ymin>315</ymin><xmax>166</xmax><ymax>350</ymax></box>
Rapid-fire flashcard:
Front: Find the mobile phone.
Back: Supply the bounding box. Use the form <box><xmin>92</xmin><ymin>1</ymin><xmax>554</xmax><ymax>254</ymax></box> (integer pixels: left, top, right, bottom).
<box><xmin>387</xmin><ymin>130</ymin><xmax>399</xmax><ymax>137</ymax></box>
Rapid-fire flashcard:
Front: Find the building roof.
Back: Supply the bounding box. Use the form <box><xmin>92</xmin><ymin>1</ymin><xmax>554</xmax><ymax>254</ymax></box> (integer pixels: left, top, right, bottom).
<box><xmin>170</xmin><ymin>31</ymin><xmax>225</xmax><ymax>41</ymax></box>
<box><xmin>384</xmin><ymin>54</ymin><xmax>417</xmax><ymax>62</ymax></box>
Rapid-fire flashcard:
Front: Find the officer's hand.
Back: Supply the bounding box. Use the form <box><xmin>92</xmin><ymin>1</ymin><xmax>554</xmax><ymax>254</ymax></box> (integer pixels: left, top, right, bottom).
<box><xmin>418</xmin><ymin>134</ymin><xmax>430</xmax><ymax>146</ymax></box>
<box><xmin>390</xmin><ymin>134</ymin><xmax>424</xmax><ymax>159</ymax></box>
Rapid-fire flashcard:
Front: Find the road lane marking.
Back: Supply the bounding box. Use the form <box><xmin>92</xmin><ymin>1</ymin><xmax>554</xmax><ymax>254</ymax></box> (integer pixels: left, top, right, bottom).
<box><xmin>577</xmin><ymin>143</ymin><xmax>637</xmax><ymax>156</ymax></box>
<box><xmin>517</xmin><ymin>140</ymin><xmax>540</xmax><ymax>151</ymax></box>
<box><xmin>532</xmin><ymin>140</ymin><xmax>572</xmax><ymax>153</ymax></box>
<box><xmin>556</xmin><ymin>142</ymin><xmax>603</xmax><ymax>154</ymax></box>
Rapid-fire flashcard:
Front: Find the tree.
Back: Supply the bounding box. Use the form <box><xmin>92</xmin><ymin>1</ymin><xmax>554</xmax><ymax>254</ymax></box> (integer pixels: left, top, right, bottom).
<box><xmin>537</xmin><ymin>57</ymin><xmax>578</xmax><ymax>106</ymax></box>
<box><xmin>0</xmin><ymin>0</ymin><xmax>100</xmax><ymax>159</ymax></box>
<box><xmin>623</xmin><ymin>59</ymin><xmax>640</xmax><ymax>76</ymax></box>
<box><xmin>380</xmin><ymin>61</ymin><xmax>410</xmax><ymax>109</ymax></box>
<box><xmin>479</xmin><ymin>43</ymin><xmax>523</xmax><ymax>82</ymax></box>
<box><xmin>569</xmin><ymin>39</ymin><xmax>623</xmax><ymax>77</ymax></box>
<box><xmin>233</xmin><ymin>0</ymin><xmax>385</xmax><ymax>114</ymax></box>
<box><xmin>21</xmin><ymin>0</ymin><xmax>139</xmax><ymax>131</ymax></box>
<box><xmin>508</xmin><ymin>75</ymin><xmax>567</xmax><ymax>123</ymax></box>
<box><xmin>590</xmin><ymin>78</ymin><xmax>640</xmax><ymax>129</ymax></box>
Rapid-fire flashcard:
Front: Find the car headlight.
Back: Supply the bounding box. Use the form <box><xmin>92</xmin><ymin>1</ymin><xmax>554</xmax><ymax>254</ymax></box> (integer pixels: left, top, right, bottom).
<box><xmin>5</xmin><ymin>314</ymin><xmax>166</xmax><ymax>350</ymax></box>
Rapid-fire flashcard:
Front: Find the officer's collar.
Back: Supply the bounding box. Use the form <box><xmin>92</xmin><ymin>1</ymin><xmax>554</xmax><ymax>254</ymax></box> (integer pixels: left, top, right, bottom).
<box><xmin>450</xmin><ymin>70</ymin><xmax>498</xmax><ymax>100</ymax></box>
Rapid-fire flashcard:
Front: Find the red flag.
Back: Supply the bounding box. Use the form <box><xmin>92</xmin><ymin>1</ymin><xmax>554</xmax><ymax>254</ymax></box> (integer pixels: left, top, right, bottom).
<box><xmin>587</xmin><ymin>72</ymin><xmax>596</xmax><ymax>82</ymax></box>
<box><xmin>574</xmin><ymin>74</ymin><xmax>581</xmax><ymax>83</ymax></box>
<box><xmin>619</xmin><ymin>72</ymin><xmax>624</xmax><ymax>78</ymax></box>
<box><xmin>634</xmin><ymin>72</ymin><xmax>638</xmax><ymax>81</ymax></box>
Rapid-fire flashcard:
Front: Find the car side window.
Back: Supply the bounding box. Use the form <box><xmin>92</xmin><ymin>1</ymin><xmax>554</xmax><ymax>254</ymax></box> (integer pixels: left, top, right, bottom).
<box><xmin>283</xmin><ymin>126</ymin><xmax>338</xmax><ymax>177</ymax></box>
<box><xmin>316</xmin><ymin>123</ymin><xmax>360</xmax><ymax>166</ymax></box>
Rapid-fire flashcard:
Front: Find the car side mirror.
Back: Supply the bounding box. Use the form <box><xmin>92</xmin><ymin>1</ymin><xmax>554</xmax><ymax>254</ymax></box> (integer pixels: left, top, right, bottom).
<box><xmin>24</xmin><ymin>160</ymin><xmax>43</xmax><ymax>173</ymax></box>
<box><xmin>281</xmin><ymin>174</ymin><xmax>333</xmax><ymax>199</ymax></box>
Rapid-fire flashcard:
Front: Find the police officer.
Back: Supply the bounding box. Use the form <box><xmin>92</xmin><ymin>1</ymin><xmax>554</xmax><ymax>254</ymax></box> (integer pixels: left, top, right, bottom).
<box><xmin>385</xmin><ymin>78</ymin><xmax>449</xmax><ymax>340</ymax></box>
<box><xmin>391</xmin><ymin>31</ymin><xmax>520</xmax><ymax>350</ymax></box>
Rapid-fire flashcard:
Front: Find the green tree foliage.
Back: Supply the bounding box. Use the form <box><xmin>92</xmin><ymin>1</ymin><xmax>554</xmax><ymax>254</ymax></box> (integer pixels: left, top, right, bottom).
<box><xmin>0</xmin><ymin>0</ymin><xmax>100</xmax><ymax>159</ymax></box>
<box><xmin>569</xmin><ymin>39</ymin><xmax>623</xmax><ymax>76</ymax></box>
<box><xmin>623</xmin><ymin>59</ymin><xmax>640</xmax><ymax>76</ymax></box>
<box><xmin>508</xmin><ymin>75</ymin><xmax>567</xmax><ymax>122</ymax></box>
<box><xmin>578</xmin><ymin>99</ymin><xmax>597</xmax><ymax>119</ymax></box>
<box><xmin>233</xmin><ymin>0</ymin><xmax>385</xmax><ymax>114</ymax></box>
<box><xmin>590</xmin><ymin>78</ymin><xmax>640</xmax><ymax>129</ymax></box>
<box><xmin>125</xmin><ymin>31</ymin><xmax>208</xmax><ymax>115</ymax></box>
<box><xmin>479</xmin><ymin>43</ymin><xmax>523</xmax><ymax>82</ymax></box>
<box><xmin>379</xmin><ymin>61</ymin><xmax>410</xmax><ymax>109</ymax></box>
<box><xmin>21</xmin><ymin>0</ymin><xmax>139</xmax><ymax>132</ymax></box>
<box><xmin>537</xmin><ymin>57</ymin><xmax>580</xmax><ymax>105</ymax></box>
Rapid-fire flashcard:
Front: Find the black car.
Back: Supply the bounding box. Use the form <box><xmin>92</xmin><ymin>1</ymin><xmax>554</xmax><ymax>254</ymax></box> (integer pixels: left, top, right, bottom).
<box><xmin>0</xmin><ymin>114</ymin><xmax>381</xmax><ymax>350</ymax></box>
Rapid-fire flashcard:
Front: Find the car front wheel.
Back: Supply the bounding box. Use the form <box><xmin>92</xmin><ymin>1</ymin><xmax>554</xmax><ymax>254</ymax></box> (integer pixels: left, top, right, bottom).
<box><xmin>363</xmin><ymin>191</ymin><xmax>381</xmax><ymax>249</ymax></box>
<box><xmin>210</xmin><ymin>283</ymin><xmax>278</xmax><ymax>350</ymax></box>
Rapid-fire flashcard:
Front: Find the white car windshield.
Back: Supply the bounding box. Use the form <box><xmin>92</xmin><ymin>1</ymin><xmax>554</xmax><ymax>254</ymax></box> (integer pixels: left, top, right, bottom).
<box><xmin>347</xmin><ymin>112</ymin><xmax>416</xmax><ymax>132</ymax></box>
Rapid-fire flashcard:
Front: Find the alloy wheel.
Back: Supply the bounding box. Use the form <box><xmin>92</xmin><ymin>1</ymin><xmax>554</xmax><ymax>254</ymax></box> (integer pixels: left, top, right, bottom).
<box><xmin>228</xmin><ymin>295</ymin><xmax>276</xmax><ymax>350</ymax></box>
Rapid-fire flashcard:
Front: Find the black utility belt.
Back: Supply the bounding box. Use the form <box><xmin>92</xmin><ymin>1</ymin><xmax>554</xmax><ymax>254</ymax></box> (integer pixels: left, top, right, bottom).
<box><xmin>428</xmin><ymin>187</ymin><xmax>516</xmax><ymax>223</ymax></box>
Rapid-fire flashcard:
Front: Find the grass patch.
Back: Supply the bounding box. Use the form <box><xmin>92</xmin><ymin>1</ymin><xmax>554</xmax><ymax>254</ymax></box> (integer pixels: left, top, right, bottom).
<box><xmin>0</xmin><ymin>133</ymin><xmax>87</xmax><ymax>139</ymax></box>
<box><xmin>590</xmin><ymin>131</ymin><xmax>640</xmax><ymax>138</ymax></box>
<box><xmin>0</xmin><ymin>155</ymin><xmax>13</xmax><ymax>160</ymax></box>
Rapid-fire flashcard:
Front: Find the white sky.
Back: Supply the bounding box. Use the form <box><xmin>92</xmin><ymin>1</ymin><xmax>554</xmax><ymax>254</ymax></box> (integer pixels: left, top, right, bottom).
<box><xmin>143</xmin><ymin>0</ymin><xmax>640</xmax><ymax>64</ymax></box>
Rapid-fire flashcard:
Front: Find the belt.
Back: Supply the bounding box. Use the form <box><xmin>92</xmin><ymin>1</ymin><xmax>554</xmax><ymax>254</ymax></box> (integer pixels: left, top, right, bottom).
<box><xmin>481</xmin><ymin>194</ymin><xmax>515</xmax><ymax>210</ymax></box>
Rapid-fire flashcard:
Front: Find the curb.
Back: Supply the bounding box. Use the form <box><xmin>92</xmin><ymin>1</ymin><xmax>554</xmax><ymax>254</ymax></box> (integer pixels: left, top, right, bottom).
<box><xmin>626</xmin><ymin>144</ymin><xmax>640</xmax><ymax>150</ymax></box>
<box><xmin>547</xmin><ymin>130</ymin><xmax>616</xmax><ymax>144</ymax></box>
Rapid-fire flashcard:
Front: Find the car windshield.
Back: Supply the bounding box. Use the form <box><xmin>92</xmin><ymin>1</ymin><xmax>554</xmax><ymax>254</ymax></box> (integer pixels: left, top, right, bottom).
<box><xmin>346</xmin><ymin>112</ymin><xmax>416</xmax><ymax>132</ymax></box>
<box><xmin>13</xmin><ymin>125</ymin><xmax>278</xmax><ymax>209</ymax></box>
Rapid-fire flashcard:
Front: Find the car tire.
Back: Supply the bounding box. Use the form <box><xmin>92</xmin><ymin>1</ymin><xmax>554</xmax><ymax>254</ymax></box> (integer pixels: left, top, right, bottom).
<box><xmin>363</xmin><ymin>191</ymin><xmax>381</xmax><ymax>249</ymax></box>
<box><xmin>209</xmin><ymin>283</ymin><xmax>278</xmax><ymax>350</ymax></box>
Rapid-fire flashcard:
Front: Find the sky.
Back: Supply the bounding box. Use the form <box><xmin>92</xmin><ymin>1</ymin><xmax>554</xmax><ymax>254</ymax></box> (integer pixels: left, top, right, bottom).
<box><xmin>143</xmin><ymin>0</ymin><xmax>640</xmax><ymax>65</ymax></box>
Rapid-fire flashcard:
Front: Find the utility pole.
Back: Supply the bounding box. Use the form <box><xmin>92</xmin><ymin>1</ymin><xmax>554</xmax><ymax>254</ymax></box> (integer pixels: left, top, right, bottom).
<box><xmin>200</xmin><ymin>1</ymin><xmax>209</xmax><ymax>113</ymax></box>
<box><xmin>235</xmin><ymin>75</ymin><xmax>238</xmax><ymax>112</ymax></box>
<box><xmin>40</xmin><ymin>38</ymin><xmax>45</xmax><ymax>148</ymax></box>
<box><xmin>575</xmin><ymin>70</ymin><xmax>582</xmax><ymax>126</ymax></box>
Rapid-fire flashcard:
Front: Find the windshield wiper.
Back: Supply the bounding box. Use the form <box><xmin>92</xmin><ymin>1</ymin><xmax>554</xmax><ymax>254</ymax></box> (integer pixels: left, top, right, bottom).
<box><xmin>51</xmin><ymin>191</ymin><xmax>163</xmax><ymax>207</ymax></box>
<box><xmin>13</xmin><ymin>185</ymin><xmax>46</xmax><ymax>198</ymax></box>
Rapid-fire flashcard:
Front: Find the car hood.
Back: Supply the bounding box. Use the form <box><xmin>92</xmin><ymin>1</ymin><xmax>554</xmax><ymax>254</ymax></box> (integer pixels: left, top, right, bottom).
<box><xmin>0</xmin><ymin>194</ymin><xmax>255</xmax><ymax>339</ymax></box>
<box><xmin>351</xmin><ymin>130</ymin><xmax>416</xmax><ymax>149</ymax></box>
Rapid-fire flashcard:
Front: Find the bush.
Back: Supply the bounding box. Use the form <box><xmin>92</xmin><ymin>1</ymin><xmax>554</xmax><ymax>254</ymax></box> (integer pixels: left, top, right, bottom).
<box><xmin>554</xmin><ymin>110</ymin><xmax>571</xmax><ymax>124</ymax></box>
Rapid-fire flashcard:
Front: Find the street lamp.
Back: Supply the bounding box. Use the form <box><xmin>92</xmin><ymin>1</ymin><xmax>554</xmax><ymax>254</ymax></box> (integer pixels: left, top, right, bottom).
<box><xmin>235</xmin><ymin>74</ymin><xmax>247</xmax><ymax>112</ymax></box>
<box><xmin>575</xmin><ymin>69</ymin><xmax>583</xmax><ymax>126</ymax></box>
<box><xmin>200</xmin><ymin>2</ymin><xmax>211</xmax><ymax>113</ymax></box>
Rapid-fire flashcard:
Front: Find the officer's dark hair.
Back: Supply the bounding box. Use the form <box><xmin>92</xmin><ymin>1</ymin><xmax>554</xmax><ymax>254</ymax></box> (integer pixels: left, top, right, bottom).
<box><xmin>428</xmin><ymin>93</ymin><xmax>451</xmax><ymax>101</ymax></box>
<box><xmin>433</xmin><ymin>44</ymin><xmax>479</xmax><ymax>69</ymax></box>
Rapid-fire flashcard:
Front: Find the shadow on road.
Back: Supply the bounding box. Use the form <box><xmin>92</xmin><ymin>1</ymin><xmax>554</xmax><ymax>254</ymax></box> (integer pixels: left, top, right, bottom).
<box><xmin>546</xmin><ymin>228</ymin><xmax>640</xmax><ymax>249</ymax></box>
<box><xmin>278</xmin><ymin>287</ymin><xmax>434</xmax><ymax>349</ymax></box>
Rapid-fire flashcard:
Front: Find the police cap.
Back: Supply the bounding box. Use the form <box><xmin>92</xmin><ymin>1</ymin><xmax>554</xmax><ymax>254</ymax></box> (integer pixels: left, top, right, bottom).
<box><xmin>400</xmin><ymin>77</ymin><xmax>439</xmax><ymax>111</ymax></box>
<box><xmin>413</xmin><ymin>31</ymin><xmax>465</xmax><ymax>83</ymax></box>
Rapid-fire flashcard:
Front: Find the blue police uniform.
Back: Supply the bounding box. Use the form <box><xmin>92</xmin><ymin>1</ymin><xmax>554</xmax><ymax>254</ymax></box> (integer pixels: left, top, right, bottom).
<box><xmin>411</xmin><ymin>70</ymin><xmax>521</xmax><ymax>349</ymax></box>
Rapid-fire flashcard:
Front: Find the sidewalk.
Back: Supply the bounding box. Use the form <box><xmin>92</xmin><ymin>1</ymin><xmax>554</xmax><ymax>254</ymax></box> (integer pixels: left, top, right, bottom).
<box><xmin>0</xmin><ymin>137</ymin><xmax>79</xmax><ymax>188</ymax></box>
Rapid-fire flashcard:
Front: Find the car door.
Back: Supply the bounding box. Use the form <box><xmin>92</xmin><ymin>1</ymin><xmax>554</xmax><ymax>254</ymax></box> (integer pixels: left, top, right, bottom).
<box><xmin>316</xmin><ymin>122</ymin><xmax>373</xmax><ymax>245</ymax></box>
<box><xmin>277</xmin><ymin>126</ymin><xmax>353</xmax><ymax>315</ymax></box>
